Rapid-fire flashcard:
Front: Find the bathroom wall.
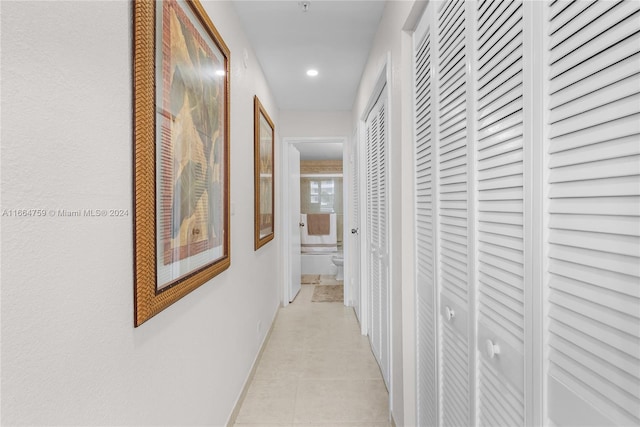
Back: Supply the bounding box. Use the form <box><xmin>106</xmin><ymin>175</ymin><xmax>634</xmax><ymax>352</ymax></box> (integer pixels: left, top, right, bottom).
<box><xmin>300</xmin><ymin>160</ymin><xmax>344</xmax><ymax>247</ymax></box>
<box><xmin>1</xmin><ymin>1</ymin><xmax>280</xmax><ymax>425</ymax></box>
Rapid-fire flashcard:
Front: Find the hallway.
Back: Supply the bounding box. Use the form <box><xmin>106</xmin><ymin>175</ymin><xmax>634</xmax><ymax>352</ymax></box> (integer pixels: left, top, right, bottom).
<box><xmin>233</xmin><ymin>282</ymin><xmax>390</xmax><ymax>426</ymax></box>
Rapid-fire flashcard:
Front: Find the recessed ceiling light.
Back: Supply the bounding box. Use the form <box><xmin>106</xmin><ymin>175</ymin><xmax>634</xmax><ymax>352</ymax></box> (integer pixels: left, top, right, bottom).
<box><xmin>215</xmin><ymin>70</ymin><xmax>225</xmax><ymax>76</ymax></box>
<box><xmin>306</xmin><ymin>69</ymin><xmax>318</xmax><ymax>77</ymax></box>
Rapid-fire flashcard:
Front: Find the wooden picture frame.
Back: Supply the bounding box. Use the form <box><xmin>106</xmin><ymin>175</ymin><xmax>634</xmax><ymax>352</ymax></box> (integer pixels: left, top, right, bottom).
<box><xmin>254</xmin><ymin>96</ymin><xmax>275</xmax><ymax>250</ymax></box>
<box><xmin>133</xmin><ymin>0</ymin><xmax>231</xmax><ymax>326</ymax></box>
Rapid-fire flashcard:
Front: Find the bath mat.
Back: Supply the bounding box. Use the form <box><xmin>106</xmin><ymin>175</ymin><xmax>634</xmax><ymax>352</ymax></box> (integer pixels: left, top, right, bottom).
<box><xmin>301</xmin><ymin>274</ymin><xmax>321</xmax><ymax>285</ymax></box>
<box><xmin>312</xmin><ymin>284</ymin><xmax>343</xmax><ymax>302</ymax></box>
<box><xmin>318</xmin><ymin>275</ymin><xmax>342</xmax><ymax>285</ymax></box>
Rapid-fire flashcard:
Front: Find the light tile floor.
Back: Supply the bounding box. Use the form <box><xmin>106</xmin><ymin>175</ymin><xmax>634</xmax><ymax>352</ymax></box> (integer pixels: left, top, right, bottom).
<box><xmin>233</xmin><ymin>280</ymin><xmax>390</xmax><ymax>427</ymax></box>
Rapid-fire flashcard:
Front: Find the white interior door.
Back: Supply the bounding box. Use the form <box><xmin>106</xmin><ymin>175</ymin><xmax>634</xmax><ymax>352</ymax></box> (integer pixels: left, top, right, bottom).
<box><xmin>289</xmin><ymin>146</ymin><xmax>301</xmax><ymax>302</ymax></box>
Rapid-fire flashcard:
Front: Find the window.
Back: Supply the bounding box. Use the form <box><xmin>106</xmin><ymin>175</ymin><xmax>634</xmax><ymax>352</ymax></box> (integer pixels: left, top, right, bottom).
<box><xmin>309</xmin><ymin>179</ymin><xmax>335</xmax><ymax>212</ymax></box>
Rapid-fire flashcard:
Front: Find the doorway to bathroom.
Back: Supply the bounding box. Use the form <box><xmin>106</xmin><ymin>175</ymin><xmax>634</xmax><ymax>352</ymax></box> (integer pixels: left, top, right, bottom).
<box><xmin>281</xmin><ymin>137</ymin><xmax>350</xmax><ymax>307</ymax></box>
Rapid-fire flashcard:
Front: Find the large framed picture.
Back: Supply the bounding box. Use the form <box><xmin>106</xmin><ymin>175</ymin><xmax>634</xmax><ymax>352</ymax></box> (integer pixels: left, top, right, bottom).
<box><xmin>254</xmin><ymin>96</ymin><xmax>275</xmax><ymax>250</ymax></box>
<box><xmin>133</xmin><ymin>0</ymin><xmax>230</xmax><ymax>326</ymax></box>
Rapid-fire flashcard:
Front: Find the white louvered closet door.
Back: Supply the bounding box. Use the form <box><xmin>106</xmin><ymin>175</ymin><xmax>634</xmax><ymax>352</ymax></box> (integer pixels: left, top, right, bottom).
<box><xmin>546</xmin><ymin>1</ymin><xmax>640</xmax><ymax>425</ymax></box>
<box><xmin>365</xmin><ymin>90</ymin><xmax>390</xmax><ymax>386</ymax></box>
<box><xmin>475</xmin><ymin>0</ymin><xmax>527</xmax><ymax>426</ymax></box>
<box><xmin>351</xmin><ymin>129</ymin><xmax>361</xmax><ymax>322</ymax></box>
<box><xmin>437</xmin><ymin>1</ymin><xmax>474</xmax><ymax>426</ymax></box>
<box><xmin>378</xmin><ymin>96</ymin><xmax>390</xmax><ymax>386</ymax></box>
<box><xmin>366</xmin><ymin>103</ymin><xmax>380</xmax><ymax>366</ymax></box>
<box><xmin>414</xmin><ymin>2</ymin><xmax>438</xmax><ymax>425</ymax></box>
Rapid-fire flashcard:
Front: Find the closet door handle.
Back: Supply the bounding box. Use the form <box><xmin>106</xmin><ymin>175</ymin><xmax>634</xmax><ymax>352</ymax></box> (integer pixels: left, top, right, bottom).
<box><xmin>299</xmin><ymin>222</ymin><xmax>305</xmax><ymax>227</ymax></box>
<box><xmin>351</xmin><ymin>228</ymin><xmax>359</xmax><ymax>234</ymax></box>
<box><xmin>445</xmin><ymin>306</ymin><xmax>455</xmax><ymax>321</ymax></box>
<box><xmin>485</xmin><ymin>339</ymin><xmax>501</xmax><ymax>359</ymax></box>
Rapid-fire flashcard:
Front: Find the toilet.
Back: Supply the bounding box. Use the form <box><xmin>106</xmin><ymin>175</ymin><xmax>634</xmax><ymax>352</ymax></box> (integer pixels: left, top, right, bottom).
<box><xmin>331</xmin><ymin>253</ymin><xmax>344</xmax><ymax>281</ymax></box>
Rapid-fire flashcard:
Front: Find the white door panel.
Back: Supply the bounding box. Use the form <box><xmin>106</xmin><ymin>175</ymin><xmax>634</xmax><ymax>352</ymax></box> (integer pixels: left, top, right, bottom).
<box><xmin>289</xmin><ymin>146</ymin><xmax>301</xmax><ymax>301</ymax></box>
<box><xmin>475</xmin><ymin>0</ymin><xmax>527</xmax><ymax>425</ymax></box>
<box><xmin>414</xmin><ymin>2</ymin><xmax>438</xmax><ymax>424</ymax></box>
<box><xmin>437</xmin><ymin>1</ymin><xmax>473</xmax><ymax>426</ymax></box>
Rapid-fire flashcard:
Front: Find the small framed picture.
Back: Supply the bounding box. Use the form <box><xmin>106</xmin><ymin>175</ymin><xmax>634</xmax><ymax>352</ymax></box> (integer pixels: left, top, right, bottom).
<box><xmin>254</xmin><ymin>96</ymin><xmax>275</xmax><ymax>250</ymax></box>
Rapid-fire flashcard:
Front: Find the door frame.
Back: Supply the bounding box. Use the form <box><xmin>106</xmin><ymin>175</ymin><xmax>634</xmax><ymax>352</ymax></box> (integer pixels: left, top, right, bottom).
<box><xmin>280</xmin><ymin>136</ymin><xmax>349</xmax><ymax>307</ymax></box>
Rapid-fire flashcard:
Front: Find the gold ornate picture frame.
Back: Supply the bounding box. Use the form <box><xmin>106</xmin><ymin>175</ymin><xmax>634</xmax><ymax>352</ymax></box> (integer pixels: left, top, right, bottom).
<box><xmin>254</xmin><ymin>96</ymin><xmax>275</xmax><ymax>250</ymax></box>
<box><xmin>133</xmin><ymin>0</ymin><xmax>230</xmax><ymax>326</ymax></box>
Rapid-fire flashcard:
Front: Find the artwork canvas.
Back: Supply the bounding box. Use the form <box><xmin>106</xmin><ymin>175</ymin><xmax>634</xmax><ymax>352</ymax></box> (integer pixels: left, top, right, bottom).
<box><xmin>254</xmin><ymin>96</ymin><xmax>275</xmax><ymax>250</ymax></box>
<box><xmin>133</xmin><ymin>0</ymin><xmax>230</xmax><ymax>326</ymax></box>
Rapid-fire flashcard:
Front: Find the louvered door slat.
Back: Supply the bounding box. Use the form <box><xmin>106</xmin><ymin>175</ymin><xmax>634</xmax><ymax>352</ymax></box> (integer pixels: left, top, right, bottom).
<box><xmin>550</xmin><ymin>0</ymin><xmax>583</xmax><ymax>24</ymax></box>
<box><xmin>553</xmin><ymin>76</ymin><xmax>639</xmax><ymax>123</ymax></box>
<box><xmin>479</xmin><ymin>258</ymin><xmax>523</xmax><ymax>287</ymax></box>
<box><xmin>440</xmin><ymin>67</ymin><xmax>466</xmax><ymax>98</ymax></box>
<box><xmin>547</xmin><ymin>2</ymin><xmax>640</xmax><ymax>424</ymax></box>
<box><xmin>550</xmin><ymin>32</ymin><xmax>640</xmax><ymax>94</ymax></box>
<box><xmin>549</xmin><ymin>305</ymin><xmax>639</xmax><ymax>358</ymax></box>
<box><xmin>478</xmin><ymin>74</ymin><xmax>523</xmax><ymax>116</ymax></box>
<box><xmin>478</xmin><ymin>162</ymin><xmax>523</xmax><ymax>183</ymax></box>
<box><xmin>439</xmin><ymin>2</ymin><xmax>464</xmax><ymax>50</ymax></box>
<box><xmin>478</xmin><ymin>130</ymin><xmax>522</xmax><ymax>154</ymax></box>
<box><xmin>480</xmin><ymin>360</ymin><xmax>525</xmax><ymax>426</ymax></box>
<box><xmin>550</xmin><ymin>53</ymin><xmax>640</xmax><ymax>108</ymax></box>
<box><xmin>442</xmin><ymin>321</ymin><xmax>470</xmax><ymax>427</ymax></box>
<box><xmin>549</xmin><ymin>93</ymin><xmax>640</xmax><ymax>138</ymax></box>
<box><xmin>478</xmin><ymin>0</ymin><xmax>515</xmax><ymax>44</ymax></box>
<box><xmin>551</xmin><ymin>350</ymin><xmax>639</xmax><ymax>421</ymax></box>
<box><xmin>548</xmin><ymin>258</ymin><xmax>639</xmax><ymax>296</ymax></box>
<box><xmin>478</xmin><ymin>4</ymin><xmax>522</xmax><ymax>61</ymax></box>
<box><xmin>440</xmin><ymin>24</ymin><xmax>465</xmax><ymax>67</ymax></box>
<box><xmin>548</xmin><ymin>0</ymin><xmax>595</xmax><ymax>36</ymax></box>
<box><xmin>550</xmin><ymin>2</ymin><xmax>639</xmax><ymax>62</ymax></box>
<box><xmin>550</xmin><ymin>319</ymin><xmax>639</xmax><ymax>377</ymax></box>
<box><xmin>549</xmin><ymin>134</ymin><xmax>640</xmax><ymax>167</ymax></box>
<box><xmin>478</xmin><ymin>270</ymin><xmax>523</xmax><ymax>304</ymax></box>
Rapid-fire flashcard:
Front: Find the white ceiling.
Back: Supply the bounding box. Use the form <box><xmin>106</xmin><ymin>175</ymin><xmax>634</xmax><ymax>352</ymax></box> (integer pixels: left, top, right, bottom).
<box><xmin>232</xmin><ymin>0</ymin><xmax>386</xmax><ymax>111</ymax></box>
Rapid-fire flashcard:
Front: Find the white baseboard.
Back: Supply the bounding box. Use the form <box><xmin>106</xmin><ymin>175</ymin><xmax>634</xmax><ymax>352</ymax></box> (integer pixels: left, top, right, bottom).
<box><xmin>225</xmin><ymin>306</ymin><xmax>279</xmax><ymax>427</ymax></box>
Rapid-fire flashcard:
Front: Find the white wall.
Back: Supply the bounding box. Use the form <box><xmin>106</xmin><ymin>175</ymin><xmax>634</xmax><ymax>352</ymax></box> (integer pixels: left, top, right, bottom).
<box><xmin>351</xmin><ymin>1</ymin><xmax>419</xmax><ymax>425</ymax></box>
<box><xmin>279</xmin><ymin>110</ymin><xmax>352</xmax><ymax>138</ymax></box>
<box><xmin>1</xmin><ymin>1</ymin><xmax>280</xmax><ymax>425</ymax></box>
